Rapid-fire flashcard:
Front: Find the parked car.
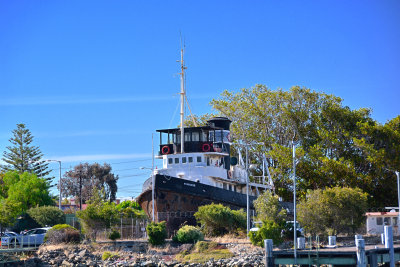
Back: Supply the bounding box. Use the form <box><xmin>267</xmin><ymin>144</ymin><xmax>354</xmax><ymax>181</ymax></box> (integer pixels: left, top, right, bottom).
<box><xmin>1</xmin><ymin>228</ymin><xmax>51</xmax><ymax>247</ymax></box>
<box><xmin>0</xmin><ymin>231</ymin><xmax>19</xmax><ymax>246</ymax></box>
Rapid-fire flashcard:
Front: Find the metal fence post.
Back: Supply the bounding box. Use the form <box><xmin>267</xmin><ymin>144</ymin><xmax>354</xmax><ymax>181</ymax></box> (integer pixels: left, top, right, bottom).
<box><xmin>384</xmin><ymin>226</ymin><xmax>394</xmax><ymax>267</ymax></box>
<box><xmin>356</xmin><ymin>238</ymin><xmax>366</xmax><ymax>267</ymax></box>
<box><xmin>264</xmin><ymin>239</ymin><xmax>274</xmax><ymax>267</ymax></box>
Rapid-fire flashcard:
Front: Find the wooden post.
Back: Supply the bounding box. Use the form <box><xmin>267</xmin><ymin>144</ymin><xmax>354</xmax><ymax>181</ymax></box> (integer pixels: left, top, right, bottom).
<box><xmin>356</xmin><ymin>238</ymin><xmax>366</xmax><ymax>267</ymax></box>
<box><xmin>264</xmin><ymin>239</ymin><xmax>274</xmax><ymax>267</ymax></box>
<box><xmin>298</xmin><ymin>237</ymin><xmax>305</xmax><ymax>249</ymax></box>
<box><xmin>384</xmin><ymin>226</ymin><xmax>394</xmax><ymax>267</ymax></box>
<box><xmin>369</xmin><ymin>251</ymin><xmax>378</xmax><ymax>267</ymax></box>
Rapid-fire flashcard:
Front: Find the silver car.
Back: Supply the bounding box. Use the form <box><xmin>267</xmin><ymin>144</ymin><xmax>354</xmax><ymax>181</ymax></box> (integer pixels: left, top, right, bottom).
<box><xmin>0</xmin><ymin>231</ymin><xmax>19</xmax><ymax>246</ymax></box>
<box><xmin>1</xmin><ymin>228</ymin><xmax>51</xmax><ymax>247</ymax></box>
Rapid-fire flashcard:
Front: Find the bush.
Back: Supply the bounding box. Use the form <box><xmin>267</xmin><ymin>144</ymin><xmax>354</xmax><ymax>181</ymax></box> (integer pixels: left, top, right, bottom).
<box><xmin>194</xmin><ymin>203</ymin><xmax>246</xmax><ymax>236</ymax></box>
<box><xmin>27</xmin><ymin>206</ymin><xmax>65</xmax><ymax>227</ymax></box>
<box><xmin>108</xmin><ymin>229</ymin><xmax>121</xmax><ymax>241</ymax></box>
<box><xmin>102</xmin><ymin>251</ymin><xmax>119</xmax><ymax>261</ymax></box>
<box><xmin>248</xmin><ymin>220</ymin><xmax>284</xmax><ymax>247</ymax></box>
<box><xmin>146</xmin><ymin>221</ymin><xmax>167</xmax><ymax>246</ymax></box>
<box><xmin>298</xmin><ymin>187</ymin><xmax>368</xmax><ymax>235</ymax></box>
<box><xmin>12</xmin><ymin>212</ymin><xmax>41</xmax><ymax>233</ymax></box>
<box><xmin>194</xmin><ymin>241</ymin><xmax>218</xmax><ymax>253</ymax></box>
<box><xmin>173</xmin><ymin>225</ymin><xmax>204</xmax><ymax>244</ymax></box>
<box><xmin>44</xmin><ymin>224</ymin><xmax>80</xmax><ymax>244</ymax></box>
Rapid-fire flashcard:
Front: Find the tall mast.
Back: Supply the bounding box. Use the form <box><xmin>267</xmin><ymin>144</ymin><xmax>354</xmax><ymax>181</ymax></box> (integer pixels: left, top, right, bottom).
<box><xmin>179</xmin><ymin>46</ymin><xmax>186</xmax><ymax>153</ymax></box>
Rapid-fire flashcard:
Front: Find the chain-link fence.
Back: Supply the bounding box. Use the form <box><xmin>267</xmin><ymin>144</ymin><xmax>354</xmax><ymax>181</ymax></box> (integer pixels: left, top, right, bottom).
<box><xmin>64</xmin><ymin>214</ymin><xmax>148</xmax><ymax>240</ymax></box>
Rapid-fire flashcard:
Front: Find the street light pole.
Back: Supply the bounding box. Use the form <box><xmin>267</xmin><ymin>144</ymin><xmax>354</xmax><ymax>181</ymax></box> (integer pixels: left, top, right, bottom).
<box><xmin>152</xmin><ymin>133</ymin><xmax>155</xmax><ymax>222</ymax></box>
<box><xmin>292</xmin><ymin>142</ymin><xmax>297</xmax><ymax>264</ymax></box>
<box><xmin>246</xmin><ymin>145</ymin><xmax>250</xmax><ymax>236</ymax></box>
<box><xmin>396</xmin><ymin>171</ymin><xmax>400</xmax><ymax>223</ymax></box>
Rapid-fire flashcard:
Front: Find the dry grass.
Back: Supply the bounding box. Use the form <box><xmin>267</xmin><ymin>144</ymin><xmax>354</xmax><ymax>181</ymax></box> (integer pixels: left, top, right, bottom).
<box><xmin>207</xmin><ymin>234</ymin><xmax>251</xmax><ymax>244</ymax></box>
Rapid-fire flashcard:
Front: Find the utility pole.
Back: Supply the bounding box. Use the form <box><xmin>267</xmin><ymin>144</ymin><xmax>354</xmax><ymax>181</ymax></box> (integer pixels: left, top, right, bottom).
<box><xmin>396</xmin><ymin>171</ymin><xmax>400</xmax><ymax>223</ymax></box>
<box><xmin>152</xmin><ymin>133</ymin><xmax>155</xmax><ymax>222</ymax></box>
<box><xmin>293</xmin><ymin>142</ymin><xmax>297</xmax><ymax>264</ymax></box>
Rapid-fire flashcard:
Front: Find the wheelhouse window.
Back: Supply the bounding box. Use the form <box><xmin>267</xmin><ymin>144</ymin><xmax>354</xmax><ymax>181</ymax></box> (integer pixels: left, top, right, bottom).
<box><xmin>201</xmin><ymin>131</ymin><xmax>208</xmax><ymax>142</ymax></box>
<box><xmin>188</xmin><ymin>157</ymin><xmax>193</xmax><ymax>163</ymax></box>
<box><xmin>176</xmin><ymin>134</ymin><xmax>181</xmax><ymax>143</ymax></box>
<box><xmin>185</xmin><ymin>132</ymin><xmax>191</xmax><ymax>142</ymax></box>
<box><xmin>192</xmin><ymin>132</ymin><xmax>200</xmax><ymax>141</ymax></box>
<box><xmin>182</xmin><ymin>157</ymin><xmax>187</xmax><ymax>163</ymax></box>
<box><xmin>168</xmin><ymin>158</ymin><xmax>173</xmax><ymax>164</ymax></box>
<box><xmin>175</xmin><ymin>158</ymin><xmax>179</xmax><ymax>164</ymax></box>
<box><xmin>197</xmin><ymin>156</ymin><xmax>202</xmax><ymax>162</ymax></box>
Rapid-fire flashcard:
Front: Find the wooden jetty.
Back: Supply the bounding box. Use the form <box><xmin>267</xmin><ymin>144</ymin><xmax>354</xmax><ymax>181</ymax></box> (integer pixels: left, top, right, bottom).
<box><xmin>267</xmin><ymin>246</ymin><xmax>400</xmax><ymax>266</ymax></box>
<box><xmin>265</xmin><ymin>226</ymin><xmax>399</xmax><ymax>266</ymax></box>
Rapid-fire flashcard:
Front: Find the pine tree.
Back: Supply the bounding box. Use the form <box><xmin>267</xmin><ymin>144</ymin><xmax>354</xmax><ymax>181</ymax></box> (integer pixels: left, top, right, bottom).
<box><xmin>2</xmin><ymin>124</ymin><xmax>51</xmax><ymax>180</ymax></box>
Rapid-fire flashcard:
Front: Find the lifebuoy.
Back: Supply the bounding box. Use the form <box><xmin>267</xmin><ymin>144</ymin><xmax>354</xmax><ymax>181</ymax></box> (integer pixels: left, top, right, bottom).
<box><xmin>161</xmin><ymin>146</ymin><xmax>170</xmax><ymax>155</ymax></box>
<box><xmin>202</xmin><ymin>143</ymin><xmax>211</xmax><ymax>152</ymax></box>
<box><xmin>227</xmin><ymin>170</ymin><xmax>233</xmax><ymax>179</ymax></box>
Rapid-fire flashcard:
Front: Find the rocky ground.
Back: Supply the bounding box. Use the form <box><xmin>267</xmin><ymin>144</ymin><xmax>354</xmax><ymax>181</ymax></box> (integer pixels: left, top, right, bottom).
<box><xmin>15</xmin><ymin>240</ymin><xmax>265</xmax><ymax>267</ymax></box>
<box><xmin>10</xmin><ymin>235</ymin><xmax>392</xmax><ymax>266</ymax></box>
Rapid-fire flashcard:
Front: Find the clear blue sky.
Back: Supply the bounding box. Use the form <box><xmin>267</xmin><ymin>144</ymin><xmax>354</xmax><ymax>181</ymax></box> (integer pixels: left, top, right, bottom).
<box><xmin>1</xmin><ymin>0</ymin><xmax>399</xmax><ymax>199</ymax></box>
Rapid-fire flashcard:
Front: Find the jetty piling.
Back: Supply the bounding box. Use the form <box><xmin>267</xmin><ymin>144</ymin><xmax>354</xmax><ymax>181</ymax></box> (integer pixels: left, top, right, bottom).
<box><xmin>384</xmin><ymin>226</ymin><xmax>395</xmax><ymax>267</ymax></box>
<box><xmin>264</xmin><ymin>239</ymin><xmax>274</xmax><ymax>267</ymax></box>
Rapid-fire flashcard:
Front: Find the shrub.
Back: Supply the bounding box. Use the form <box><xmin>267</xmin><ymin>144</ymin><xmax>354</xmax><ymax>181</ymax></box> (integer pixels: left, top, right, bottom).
<box><xmin>173</xmin><ymin>225</ymin><xmax>204</xmax><ymax>244</ymax></box>
<box><xmin>44</xmin><ymin>224</ymin><xmax>80</xmax><ymax>244</ymax></box>
<box><xmin>27</xmin><ymin>206</ymin><xmax>65</xmax><ymax>227</ymax></box>
<box><xmin>146</xmin><ymin>221</ymin><xmax>167</xmax><ymax>246</ymax></box>
<box><xmin>298</xmin><ymin>187</ymin><xmax>368</xmax><ymax>235</ymax></box>
<box><xmin>194</xmin><ymin>203</ymin><xmax>246</xmax><ymax>236</ymax></box>
<box><xmin>102</xmin><ymin>251</ymin><xmax>119</xmax><ymax>261</ymax></box>
<box><xmin>194</xmin><ymin>241</ymin><xmax>218</xmax><ymax>253</ymax></box>
<box><xmin>248</xmin><ymin>220</ymin><xmax>284</xmax><ymax>247</ymax></box>
<box><xmin>108</xmin><ymin>229</ymin><xmax>121</xmax><ymax>241</ymax></box>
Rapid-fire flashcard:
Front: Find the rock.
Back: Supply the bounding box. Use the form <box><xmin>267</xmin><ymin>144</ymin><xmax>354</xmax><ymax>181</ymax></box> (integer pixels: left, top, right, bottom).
<box><xmin>78</xmin><ymin>249</ymin><xmax>88</xmax><ymax>257</ymax></box>
<box><xmin>61</xmin><ymin>260</ymin><xmax>73</xmax><ymax>266</ymax></box>
<box><xmin>142</xmin><ymin>260</ymin><xmax>156</xmax><ymax>266</ymax></box>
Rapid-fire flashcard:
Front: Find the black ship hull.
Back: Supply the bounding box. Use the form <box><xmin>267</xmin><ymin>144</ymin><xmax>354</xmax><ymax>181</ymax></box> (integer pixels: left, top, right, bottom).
<box><xmin>137</xmin><ymin>174</ymin><xmax>256</xmax><ymax>234</ymax></box>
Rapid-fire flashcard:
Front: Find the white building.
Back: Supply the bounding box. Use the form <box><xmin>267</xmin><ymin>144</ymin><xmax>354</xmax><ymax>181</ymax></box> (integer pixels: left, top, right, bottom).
<box><xmin>366</xmin><ymin>212</ymin><xmax>399</xmax><ymax>235</ymax></box>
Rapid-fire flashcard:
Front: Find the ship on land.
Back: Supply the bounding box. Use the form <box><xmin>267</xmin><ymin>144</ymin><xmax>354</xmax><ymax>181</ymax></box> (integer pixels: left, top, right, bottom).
<box><xmin>137</xmin><ymin>49</ymin><xmax>286</xmax><ymax>233</ymax></box>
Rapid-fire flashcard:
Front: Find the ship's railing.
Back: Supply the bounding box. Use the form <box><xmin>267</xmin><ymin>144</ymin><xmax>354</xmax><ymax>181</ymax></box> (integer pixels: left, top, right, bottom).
<box><xmin>251</xmin><ymin>176</ymin><xmax>271</xmax><ymax>186</ymax></box>
<box><xmin>159</xmin><ymin>142</ymin><xmax>229</xmax><ymax>155</ymax></box>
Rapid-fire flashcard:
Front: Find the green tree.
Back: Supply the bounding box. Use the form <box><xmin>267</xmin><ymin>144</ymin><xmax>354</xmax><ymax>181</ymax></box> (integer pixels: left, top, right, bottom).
<box><xmin>27</xmin><ymin>206</ymin><xmax>65</xmax><ymax>227</ymax></box>
<box><xmin>4</xmin><ymin>171</ymin><xmax>53</xmax><ymax>212</ymax></box>
<box><xmin>2</xmin><ymin>124</ymin><xmax>50</xmax><ymax>179</ymax></box>
<box><xmin>62</xmin><ymin>162</ymin><xmax>118</xmax><ymax>204</ymax></box>
<box><xmin>297</xmin><ymin>187</ymin><xmax>368</xmax><ymax>235</ymax></box>
<box><xmin>209</xmin><ymin>85</ymin><xmax>400</xmax><ymax>207</ymax></box>
<box><xmin>0</xmin><ymin>198</ymin><xmax>21</xmax><ymax>231</ymax></box>
<box><xmin>116</xmin><ymin>200</ymin><xmax>146</xmax><ymax>218</ymax></box>
<box><xmin>253</xmin><ymin>191</ymin><xmax>287</xmax><ymax>224</ymax></box>
<box><xmin>76</xmin><ymin>189</ymin><xmax>118</xmax><ymax>240</ymax></box>
<box><xmin>194</xmin><ymin>203</ymin><xmax>246</xmax><ymax>236</ymax></box>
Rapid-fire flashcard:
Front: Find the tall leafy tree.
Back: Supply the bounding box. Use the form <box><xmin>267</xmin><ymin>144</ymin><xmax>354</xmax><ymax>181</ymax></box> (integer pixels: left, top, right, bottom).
<box><xmin>2</xmin><ymin>124</ymin><xmax>50</xmax><ymax>179</ymax></box>
<box><xmin>209</xmin><ymin>85</ymin><xmax>400</xmax><ymax>207</ymax></box>
<box><xmin>61</xmin><ymin>162</ymin><xmax>118</xmax><ymax>204</ymax></box>
<box><xmin>3</xmin><ymin>171</ymin><xmax>53</xmax><ymax>212</ymax></box>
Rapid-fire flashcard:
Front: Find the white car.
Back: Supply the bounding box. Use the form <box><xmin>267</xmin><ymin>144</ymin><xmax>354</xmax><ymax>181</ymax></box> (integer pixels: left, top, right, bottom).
<box><xmin>1</xmin><ymin>228</ymin><xmax>51</xmax><ymax>247</ymax></box>
<box><xmin>0</xmin><ymin>231</ymin><xmax>19</xmax><ymax>246</ymax></box>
